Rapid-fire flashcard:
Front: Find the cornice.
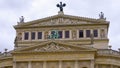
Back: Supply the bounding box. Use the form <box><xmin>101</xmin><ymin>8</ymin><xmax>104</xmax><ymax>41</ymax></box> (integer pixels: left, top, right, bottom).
<box><xmin>12</xmin><ymin>50</ymin><xmax>96</xmax><ymax>55</ymax></box>
<box><xmin>14</xmin><ymin>14</ymin><xmax>109</xmax><ymax>29</ymax></box>
<box><xmin>0</xmin><ymin>56</ymin><xmax>12</xmax><ymax>61</ymax></box>
<box><xmin>12</xmin><ymin>41</ymin><xmax>97</xmax><ymax>54</ymax></box>
<box><xmin>14</xmin><ymin>23</ymin><xmax>109</xmax><ymax>29</ymax></box>
<box><xmin>96</xmin><ymin>49</ymin><xmax>120</xmax><ymax>59</ymax></box>
<box><xmin>17</xmin><ymin>39</ymin><xmax>109</xmax><ymax>44</ymax></box>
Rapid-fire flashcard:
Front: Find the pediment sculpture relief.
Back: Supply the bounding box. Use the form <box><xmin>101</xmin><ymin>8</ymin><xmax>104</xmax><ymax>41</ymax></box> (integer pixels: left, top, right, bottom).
<box><xmin>30</xmin><ymin>18</ymin><xmax>89</xmax><ymax>26</ymax></box>
<box><xmin>33</xmin><ymin>42</ymin><xmax>72</xmax><ymax>52</ymax></box>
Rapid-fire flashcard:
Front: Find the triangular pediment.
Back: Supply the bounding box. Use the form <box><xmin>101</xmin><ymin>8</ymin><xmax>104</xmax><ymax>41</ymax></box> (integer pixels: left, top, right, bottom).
<box><xmin>14</xmin><ymin>14</ymin><xmax>108</xmax><ymax>28</ymax></box>
<box><xmin>13</xmin><ymin>41</ymin><xmax>96</xmax><ymax>53</ymax></box>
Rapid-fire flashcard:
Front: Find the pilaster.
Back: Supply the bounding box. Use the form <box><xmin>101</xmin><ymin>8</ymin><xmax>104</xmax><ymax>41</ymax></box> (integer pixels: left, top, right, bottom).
<box><xmin>84</xmin><ymin>29</ymin><xmax>86</xmax><ymax>38</ymax></box>
<box><xmin>76</xmin><ymin>30</ymin><xmax>79</xmax><ymax>39</ymax></box>
<box><xmin>95</xmin><ymin>64</ymin><xmax>98</xmax><ymax>68</ymax></box>
<box><xmin>43</xmin><ymin>61</ymin><xmax>47</xmax><ymax>68</ymax></box>
<box><xmin>35</xmin><ymin>31</ymin><xmax>38</xmax><ymax>40</ymax></box>
<box><xmin>91</xmin><ymin>60</ymin><xmax>94</xmax><ymax>68</ymax></box>
<box><xmin>110</xmin><ymin>65</ymin><xmax>113</xmax><ymax>68</ymax></box>
<box><xmin>28</xmin><ymin>61</ymin><xmax>31</xmax><ymax>68</ymax></box>
<box><xmin>29</xmin><ymin>32</ymin><xmax>31</xmax><ymax>40</ymax></box>
<box><xmin>42</xmin><ymin>31</ymin><xmax>45</xmax><ymax>40</ymax></box>
<box><xmin>59</xmin><ymin>61</ymin><xmax>62</xmax><ymax>68</ymax></box>
<box><xmin>75</xmin><ymin>60</ymin><xmax>78</xmax><ymax>68</ymax></box>
<box><xmin>63</xmin><ymin>30</ymin><xmax>65</xmax><ymax>39</ymax></box>
<box><xmin>98</xmin><ymin>29</ymin><xmax>101</xmax><ymax>38</ymax></box>
<box><xmin>13</xmin><ymin>61</ymin><xmax>16</xmax><ymax>68</ymax></box>
<box><xmin>22</xmin><ymin>32</ymin><xmax>24</xmax><ymax>41</ymax></box>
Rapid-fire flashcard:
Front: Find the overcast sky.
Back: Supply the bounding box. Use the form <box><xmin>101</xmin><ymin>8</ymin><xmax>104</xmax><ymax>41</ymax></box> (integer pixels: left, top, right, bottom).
<box><xmin>0</xmin><ymin>0</ymin><xmax>120</xmax><ymax>52</ymax></box>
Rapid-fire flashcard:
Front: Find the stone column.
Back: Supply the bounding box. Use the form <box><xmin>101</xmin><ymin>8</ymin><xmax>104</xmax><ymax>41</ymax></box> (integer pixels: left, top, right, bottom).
<box><xmin>22</xmin><ymin>32</ymin><xmax>24</xmax><ymax>41</ymax></box>
<box><xmin>110</xmin><ymin>65</ymin><xmax>113</xmax><ymax>68</ymax></box>
<box><xmin>84</xmin><ymin>29</ymin><xmax>86</xmax><ymax>38</ymax></box>
<box><xmin>42</xmin><ymin>31</ymin><xmax>45</xmax><ymax>40</ymax></box>
<box><xmin>91</xmin><ymin>29</ymin><xmax>93</xmax><ymax>35</ymax></box>
<box><xmin>63</xmin><ymin>30</ymin><xmax>65</xmax><ymax>39</ymax></box>
<box><xmin>76</xmin><ymin>30</ymin><xmax>79</xmax><ymax>39</ymax></box>
<box><xmin>13</xmin><ymin>61</ymin><xmax>16</xmax><ymax>68</ymax></box>
<box><xmin>43</xmin><ymin>61</ymin><xmax>47</xmax><ymax>68</ymax></box>
<box><xmin>70</xmin><ymin>30</ymin><xmax>72</xmax><ymax>39</ymax></box>
<box><xmin>104</xmin><ymin>29</ymin><xmax>107</xmax><ymax>38</ymax></box>
<box><xmin>28</xmin><ymin>61</ymin><xmax>31</xmax><ymax>68</ymax></box>
<box><xmin>29</xmin><ymin>32</ymin><xmax>31</xmax><ymax>40</ymax></box>
<box><xmin>95</xmin><ymin>64</ymin><xmax>98</xmax><ymax>68</ymax></box>
<box><xmin>75</xmin><ymin>60</ymin><xmax>78</xmax><ymax>68</ymax></box>
<box><xmin>98</xmin><ymin>29</ymin><xmax>101</xmax><ymax>38</ymax></box>
<box><xmin>59</xmin><ymin>61</ymin><xmax>62</xmax><ymax>68</ymax></box>
<box><xmin>91</xmin><ymin>60</ymin><xmax>94</xmax><ymax>68</ymax></box>
<box><xmin>35</xmin><ymin>31</ymin><xmax>38</xmax><ymax>40</ymax></box>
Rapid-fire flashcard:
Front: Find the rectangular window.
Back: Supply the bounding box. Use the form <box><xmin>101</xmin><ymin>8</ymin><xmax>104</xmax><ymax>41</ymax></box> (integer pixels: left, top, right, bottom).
<box><xmin>86</xmin><ymin>30</ymin><xmax>91</xmax><ymax>37</ymax></box>
<box><xmin>65</xmin><ymin>31</ymin><xmax>70</xmax><ymax>38</ymax></box>
<box><xmin>24</xmin><ymin>32</ymin><xmax>29</xmax><ymax>40</ymax></box>
<box><xmin>31</xmin><ymin>32</ymin><xmax>35</xmax><ymax>40</ymax></box>
<box><xmin>79</xmin><ymin>30</ymin><xmax>83</xmax><ymax>38</ymax></box>
<box><xmin>58</xmin><ymin>31</ymin><xmax>62</xmax><ymax>38</ymax></box>
<box><xmin>38</xmin><ymin>32</ymin><xmax>42</xmax><ymax>39</ymax></box>
<box><xmin>93</xmin><ymin>30</ymin><xmax>98</xmax><ymax>37</ymax></box>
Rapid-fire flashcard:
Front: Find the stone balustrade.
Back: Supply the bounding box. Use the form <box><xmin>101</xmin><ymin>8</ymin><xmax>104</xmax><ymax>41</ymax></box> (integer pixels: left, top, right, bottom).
<box><xmin>0</xmin><ymin>51</ymin><xmax>12</xmax><ymax>58</ymax></box>
<box><xmin>97</xmin><ymin>49</ymin><xmax>120</xmax><ymax>56</ymax></box>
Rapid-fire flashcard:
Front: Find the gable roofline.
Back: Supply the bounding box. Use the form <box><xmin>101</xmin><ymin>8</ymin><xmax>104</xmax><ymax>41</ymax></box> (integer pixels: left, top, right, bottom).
<box><xmin>12</xmin><ymin>40</ymin><xmax>97</xmax><ymax>53</ymax></box>
<box><xmin>14</xmin><ymin>14</ymin><xmax>109</xmax><ymax>28</ymax></box>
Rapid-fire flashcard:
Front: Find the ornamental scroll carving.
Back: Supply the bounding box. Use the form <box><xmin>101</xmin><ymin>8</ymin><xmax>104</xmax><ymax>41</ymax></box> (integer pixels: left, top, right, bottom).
<box><xmin>33</xmin><ymin>42</ymin><xmax>72</xmax><ymax>52</ymax></box>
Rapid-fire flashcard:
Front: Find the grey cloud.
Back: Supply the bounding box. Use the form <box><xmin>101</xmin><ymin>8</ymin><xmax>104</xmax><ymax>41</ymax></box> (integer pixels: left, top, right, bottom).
<box><xmin>0</xmin><ymin>0</ymin><xmax>120</xmax><ymax>52</ymax></box>
<box><xmin>0</xmin><ymin>0</ymin><xmax>33</xmax><ymax>11</ymax></box>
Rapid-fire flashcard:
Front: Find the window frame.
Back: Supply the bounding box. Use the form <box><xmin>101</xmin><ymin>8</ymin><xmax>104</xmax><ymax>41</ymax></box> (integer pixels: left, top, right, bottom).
<box><xmin>86</xmin><ymin>30</ymin><xmax>91</xmax><ymax>37</ymax></box>
<box><xmin>79</xmin><ymin>30</ymin><xmax>84</xmax><ymax>38</ymax></box>
<box><xmin>24</xmin><ymin>32</ymin><xmax>29</xmax><ymax>40</ymax></box>
<box><xmin>58</xmin><ymin>31</ymin><xmax>63</xmax><ymax>38</ymax></box>
<box><xmin>65</xmin><ymin>30</ymin><xmax>70</xmax><ymax>38</ymax></box>
<box><xmin>31</xmin><ymin>32</ymin><xmax>36</xmax><ymax>40</ymax></box>
<box><xmin>38</xmin><ymin>32</ymin><xmax>42</xmax><ymax>39</ymax></box>
<box><xmin>93</xmin><ymin>29</ymin><xmax>98</xmax><ymax>37</ymax></box>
